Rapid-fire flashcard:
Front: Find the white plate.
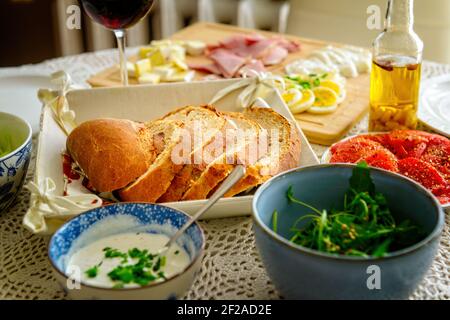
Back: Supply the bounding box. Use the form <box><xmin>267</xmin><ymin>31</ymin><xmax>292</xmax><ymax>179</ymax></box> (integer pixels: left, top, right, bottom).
<box><xmin>419</xmin><ymin>74</ymin><xmax>450</xmax><ymax>137</ymax></box>
<box><xmin>0</xmin><ymin>74</ymin><xmax>54</xmax><ymax>135</ymax></box>
<box><xmin>32</xmin><ymin>79</ymin><xmax>319</xmax><ymax>235</ymax></box>
<box><xmin>321</xmin><ymin>133</ymin><xmax>450</xmax><ymax>210</ymax></box>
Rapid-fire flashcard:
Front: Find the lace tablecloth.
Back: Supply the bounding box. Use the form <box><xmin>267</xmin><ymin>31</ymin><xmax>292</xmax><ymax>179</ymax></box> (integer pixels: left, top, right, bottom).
<box><xmin>0</xmin><ymin>50</ymin><xmax>449</xmax><ymax>300</ymax></box>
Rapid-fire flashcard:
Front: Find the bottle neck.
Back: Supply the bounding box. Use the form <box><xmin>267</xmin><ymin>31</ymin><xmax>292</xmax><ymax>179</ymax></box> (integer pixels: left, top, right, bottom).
<box><xmin>385</xmin><ymin>0</ymin><xmax>414</xmax><ymax>31</ymax></box>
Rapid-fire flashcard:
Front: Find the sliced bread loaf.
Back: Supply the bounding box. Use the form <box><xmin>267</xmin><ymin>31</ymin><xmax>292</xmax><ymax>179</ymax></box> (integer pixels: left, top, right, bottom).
<box><xmin>118</xmin><ymin>120</ymin><xmax>185</xmax><ymax>202</ymax></box>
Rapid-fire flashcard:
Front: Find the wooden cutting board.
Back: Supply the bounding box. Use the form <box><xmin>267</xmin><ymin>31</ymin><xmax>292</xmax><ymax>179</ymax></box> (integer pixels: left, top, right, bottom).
<box><xmin>88</xmin><ymin>22</ymin><xmax>370</xmax><ymax>146</ymax></box>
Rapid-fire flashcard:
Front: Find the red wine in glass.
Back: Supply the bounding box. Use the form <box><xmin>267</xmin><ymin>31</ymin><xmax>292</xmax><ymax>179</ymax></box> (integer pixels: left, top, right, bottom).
<box><xmin>79</xmin><ymin>0</ymin><xmax>156</xmax><ymax>85</ymax></box>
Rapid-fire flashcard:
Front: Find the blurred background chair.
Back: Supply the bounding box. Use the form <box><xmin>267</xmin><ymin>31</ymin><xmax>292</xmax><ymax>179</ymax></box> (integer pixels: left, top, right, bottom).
<box><xmin>2</xmin><ymin>0</ymin><xmax>449</xmax><ymax>66</ymax></box>
<box><xmin>238</xmin><ymin>0</ymin><xmax>290</xmax><ymax>32</ymax></box>
<box><xmin>286</xmin><ymin>0</ymin><xmax>450</xmax><ymax>64</ymax></box>
<box><xmin>1</xmin><ymin>0</ymin><xmax>289</xmax><ymax>66</ymax></box>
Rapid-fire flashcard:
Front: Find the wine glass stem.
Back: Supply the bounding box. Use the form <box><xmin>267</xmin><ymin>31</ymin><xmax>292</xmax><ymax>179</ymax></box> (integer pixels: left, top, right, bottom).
<box><xmin>114</xmin><ymin>29</ymin><xmax>128</xmax><ymax>86</ymax></box>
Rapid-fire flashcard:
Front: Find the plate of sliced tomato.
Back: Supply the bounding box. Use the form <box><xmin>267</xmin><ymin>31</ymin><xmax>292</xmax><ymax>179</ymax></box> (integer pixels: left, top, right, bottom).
<box><xmin>322</xmin><ymin>130</ymin><xmax>450</xmax><ymax>208</ymax></box>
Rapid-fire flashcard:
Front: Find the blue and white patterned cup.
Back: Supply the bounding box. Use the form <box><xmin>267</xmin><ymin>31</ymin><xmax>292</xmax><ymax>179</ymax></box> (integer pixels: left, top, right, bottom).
<box><xmin>0</xmin><ymin>112</ymin><xmax>32</xmax><ymax>213</ymax></box>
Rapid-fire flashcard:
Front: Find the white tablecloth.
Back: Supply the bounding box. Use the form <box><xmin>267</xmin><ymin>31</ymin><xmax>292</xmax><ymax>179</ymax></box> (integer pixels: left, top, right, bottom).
<box><xmin>0</xmin><ymin>49</ymin><xmax>449</xmax><ymax>299</ymax></box>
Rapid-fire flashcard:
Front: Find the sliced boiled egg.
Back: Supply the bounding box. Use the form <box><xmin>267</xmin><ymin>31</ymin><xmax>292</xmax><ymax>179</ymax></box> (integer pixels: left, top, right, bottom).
<box><xmin>307</xmin><ymin>105</ymin><xmax>338</xmax><ymax>114</ymax></box>
<box><xmin>319</xmin><ymin>80</ymin><xmax>346</xmax><ymax>104</ymax></box>
<box><xmin>289</xmin><ymin>89</ymin><xmax>315</xmax><ymax>114</ymax></box>
<box><xmin>307</xmin><ymin>87</ymin><xmax>338</xmax><ymax>114</ymax></box>
<box><xmin>282</xmin><ymin>88</ymin><xmax>303</xmax><ymax>107</ymax></box>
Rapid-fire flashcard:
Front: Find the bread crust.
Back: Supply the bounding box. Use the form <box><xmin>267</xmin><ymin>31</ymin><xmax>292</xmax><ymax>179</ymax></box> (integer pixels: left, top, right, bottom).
<box><xmin>66</xmin><ymin>118</ymin><xmax>154</xmax><ymax>192</ymax></box>
<box><xmin>118</xmin><ymin>161</ymin><xmax>183</xmax><ymax>202</ymax></box>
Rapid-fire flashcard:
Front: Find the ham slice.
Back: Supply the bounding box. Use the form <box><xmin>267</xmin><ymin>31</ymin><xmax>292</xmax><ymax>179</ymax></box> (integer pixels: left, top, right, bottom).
<box><xmin>277</xmin><ymin>37</ymin><xmax>301</xmax><ymax>53</ymax></box>
<box><xmin>194</xmin><ymin>34</ymin><xmax>300</xmax><ymax>79</ymax></box>
<box><xmin>188</xmin><ymin>62</ymin><xmax>222</xmax><ymax>75</ymax></box>
<box><xmin>239</xmin><ymin>59</ymin><xmax>266</xmax><ymax>76</ymax></box>
<box><xmin>209</xmin><ymin>48</ymin><xmax>247</xmax><ymax>78</ymax></box>
<box><xmin>262</xmin><ymin>46</ymin><xmax>289</xmax><ymax>65</ymax></box>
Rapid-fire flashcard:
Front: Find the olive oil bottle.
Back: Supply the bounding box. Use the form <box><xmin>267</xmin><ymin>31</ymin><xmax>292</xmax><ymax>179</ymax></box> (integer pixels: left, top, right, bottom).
<box><xmin>369</xmin><ymin>0</ymin><xmax>423</xmax><ymax>132</ymax></box>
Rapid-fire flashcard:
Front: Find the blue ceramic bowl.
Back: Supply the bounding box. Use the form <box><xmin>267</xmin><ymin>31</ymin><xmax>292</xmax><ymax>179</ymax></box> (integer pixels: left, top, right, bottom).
<box><xmin>48</xmin><ymin>203</ymin><xmax>205</xmax><ymax>300</ymax></box>
<box><xmin>253</xmin><ymin>164</ymin><xmax>444</xmax><ymax>300</ymax></box>
<box><xmin>0</xmin><ymin>112</ymin><xmax>32</xmax><ymax>213</ymax></box>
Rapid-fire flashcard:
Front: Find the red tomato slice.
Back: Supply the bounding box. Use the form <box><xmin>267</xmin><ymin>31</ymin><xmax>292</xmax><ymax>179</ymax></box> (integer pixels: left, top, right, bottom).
<box><xmin>384</xmin><ymin>130</ymin><xmax>430</xmax><ymax>159</ymax></box>
<box><xmin>420</xmin><ymin>137</ymin><xmax>450</xmax><ymax>182</ymax></box>
<box><xmin>330</xmin><ymin>137</ymin><xmax>386</xmax><ymax>163</ymax></box>
<box><xmin>362</xmin><ymin>149</ymin><xmax>399</xmax><ymax>172</ymax></box>
<box><xmin>358</xmin><ymin>133</ymin><xmax>388</xmax><ymax>145</ymax></box>
<box><xmin>398</xmin><ymin>157</ymin><xmax>447</xmax><ymax>190</ymax></box>
<box><xmin>432</xmin><ymin>185</ymin><xmax>450</xmax><ymax>205</ymax></box>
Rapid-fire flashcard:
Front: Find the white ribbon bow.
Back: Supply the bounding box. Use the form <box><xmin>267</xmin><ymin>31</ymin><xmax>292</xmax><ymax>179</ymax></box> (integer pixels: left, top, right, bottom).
<box><xmin>209</xmin><ymin>71</ymin><xmax>285</xmax><ymax>109</ymax></box>
<box><xmin>37</xmin><ymin>71</ymin><xmax>77</xmax><ymax>136</ymax></box>
<box><xmin>23</xmin><ymin>178</ymin><xmax>102</xmax><ymax>234</ymax></box>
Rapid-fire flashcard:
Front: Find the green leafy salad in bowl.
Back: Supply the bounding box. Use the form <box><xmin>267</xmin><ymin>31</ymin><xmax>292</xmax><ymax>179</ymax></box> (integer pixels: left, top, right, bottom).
<box><xmin>252</xmin><ymin>162</ymin><xmax>443</xmax><ymax>299</ymax></box>
<box><xmin>0</xmin><ymin>133</ymin><xmax>14</xmax><ymax>158</ymax></box>
<box><xmin>272</xmin><ymin>162</ymin><xmax>424</xmax><ymax>258</ymax></box>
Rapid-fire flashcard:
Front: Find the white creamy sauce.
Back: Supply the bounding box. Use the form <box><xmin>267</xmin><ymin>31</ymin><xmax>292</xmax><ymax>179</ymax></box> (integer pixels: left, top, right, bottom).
<box><xmin>66</xmin><ymin>232</ymin><xmax>190</xmax><ymax>288</ymax></box>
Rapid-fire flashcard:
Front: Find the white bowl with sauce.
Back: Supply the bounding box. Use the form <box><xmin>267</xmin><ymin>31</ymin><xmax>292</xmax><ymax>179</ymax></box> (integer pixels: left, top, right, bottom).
<box><xmin>48</xmin><ymin>203</ymin><xmax>205</xmax><ymax>300</ymax></box>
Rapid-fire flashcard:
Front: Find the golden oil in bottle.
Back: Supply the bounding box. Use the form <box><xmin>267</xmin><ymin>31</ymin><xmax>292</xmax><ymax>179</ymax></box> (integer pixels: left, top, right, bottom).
<box><xmin>369</xmin><ymin>55</ymin><xmax>421</xmax><ymax>131</ymax></box>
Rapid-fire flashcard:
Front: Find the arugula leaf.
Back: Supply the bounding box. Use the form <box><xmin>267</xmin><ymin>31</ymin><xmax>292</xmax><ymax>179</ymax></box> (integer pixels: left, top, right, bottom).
<box><xmin>272</xmin><ymin>210</ymin><xmax>278</xmax><ymax>233</ymax></box>
<box><xmin>349</xmin><ymin>161</ymin><xmax>375</xmax><ymax>195</ymax></box>
<box><xmin>371</xmin><ymin>238</ymin><xmax>392</xmax><ymax>257</ymax></box>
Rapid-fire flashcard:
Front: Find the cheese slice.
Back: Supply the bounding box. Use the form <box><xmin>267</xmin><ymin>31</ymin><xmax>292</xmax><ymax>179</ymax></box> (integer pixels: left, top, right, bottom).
<box><xmin>134</xmin><ymin>59</ymin><xmax>152</xmax><ymax>77</ymax></box>
<box><xmin>138</xmin><ymin>73</ymin><xmax>161</xmax><ymax>84</ymax></box>
<box><xmin>165</xmin><ymin>71</ymin><xmax>195</xmax><ymax>82</ymax></box>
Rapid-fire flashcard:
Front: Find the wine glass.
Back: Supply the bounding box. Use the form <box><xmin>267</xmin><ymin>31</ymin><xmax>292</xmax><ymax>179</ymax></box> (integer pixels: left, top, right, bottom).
<box><xmin>79</xmin><ymin>0</ymin><xmax>156</xmax><ymax>86</ymax></box>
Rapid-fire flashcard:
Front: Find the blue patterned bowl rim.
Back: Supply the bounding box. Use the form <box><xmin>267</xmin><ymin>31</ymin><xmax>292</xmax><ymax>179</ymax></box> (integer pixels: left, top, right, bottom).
<box><xmin>252</xmin><ymin>164</ymin><xmax>445</xmax><ymax>262</ymax></box>
<box><xmin>48</xmin><ymin>202</ymin><xmax>205</xmax><ymax>291</ymax></box>
<box><xmin>0</xmin><ymin>111</ymin><xmax>32</xmax><ymax>162</ymax></box>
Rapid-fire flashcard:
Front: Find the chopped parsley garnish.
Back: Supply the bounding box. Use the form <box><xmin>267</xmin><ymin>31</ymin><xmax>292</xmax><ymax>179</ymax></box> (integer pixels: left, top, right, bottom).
<box><xmin>103</xmin><ymin>247</ymin><xmax>128</xmax><ymax>262</ymax></box>
<box><xmin>85</xmin><ymin>247</ymin><xmax>167</xmax><ymax>288</ymax></box>
<box><xmin>85</xmin><ymin>266</ymin><xmax>99</xmax><ymax>278</ymax></box>
<box><xmin>284</xmin><ymin>73</ymin><xmax>329</xmax><ymax>90</ymax></box>
<box><xmin>313</xmin><ymin>78</ymin><xmax>321</xmax><ymax>87</ymax></box>
<box><xmin>299</xmin><ymin>81</ymin><xmax>311</xmax><ymax>89</ymax></box>
<box><xmin>273</xmin><ymin>162</ymin><xmax>423</xmax><ymax>258</ymax></box>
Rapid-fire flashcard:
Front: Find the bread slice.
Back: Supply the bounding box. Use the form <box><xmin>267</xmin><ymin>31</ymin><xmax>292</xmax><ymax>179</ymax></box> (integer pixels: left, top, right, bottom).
<box><xmin>118</xmin><ymin>120</ymin><xmax>185</xmax><ymax>202</ymax></box>
<box><xmin>157</xmin><ymin>105</ymin><xmax>227</xmax><ymax>202</ymax></box>
<box><xmin>160</xmin><ymin>105</ymin><xmax>226</xmax><ymax>163</ymax></box>
<box><xmin>66</xmin><ymin>118</ymin><xmax>157</xmax><ymax>192</ymax></box>
<box><xmin>181</xmin><ymin>111</ymin><xmax>260</xmax><ymax>201</ymax></box>
<box><xmin>223</xmin><ymin>107</ymin><xmax>301</xmax><ymax>197</ymax></box>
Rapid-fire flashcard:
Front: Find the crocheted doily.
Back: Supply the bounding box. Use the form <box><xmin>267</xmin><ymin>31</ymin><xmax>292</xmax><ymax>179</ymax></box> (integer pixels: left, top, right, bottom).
<box><xmin>0</xmin><ymin>51</ymin><xmax>448</xmax><ymax>300</ymax></box>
